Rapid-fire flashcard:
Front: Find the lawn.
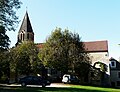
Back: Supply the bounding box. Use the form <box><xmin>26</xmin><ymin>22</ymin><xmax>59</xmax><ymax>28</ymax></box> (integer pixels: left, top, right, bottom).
<box><xmin>0</xmin><ymin>85</ymin><xmax>120</xmax><ymax>92</ymax></box>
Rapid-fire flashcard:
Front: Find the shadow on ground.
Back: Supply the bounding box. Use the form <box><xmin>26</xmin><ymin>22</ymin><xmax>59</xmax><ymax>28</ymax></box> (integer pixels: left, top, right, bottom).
<box><xmin>0</xmin><ymin>85</ymin><xmax>110</xmax><ymax>92</ymax></box>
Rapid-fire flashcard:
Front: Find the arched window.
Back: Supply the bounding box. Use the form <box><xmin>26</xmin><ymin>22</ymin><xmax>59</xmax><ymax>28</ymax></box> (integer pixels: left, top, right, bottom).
<box><xmin>20</xmin><ymin>30</ymin><xmax>25</xmax><ymax>41</ymax></box>
<box><xmin>27</xmin><ymin>33</ymin><xmax>29</xmax><ymax>40</ymax></box>
<box><xmin>20</xmin><ymin>33</ymin><xmax>22</xmax><ymax>41</ymax></box>
<box><xmin>23</xmin><ymin>33</ymin><xmax>24</xmax><ymax>41</ymax></box>
<box><xmin>32</xmin><ymin>34</ymin><xmax>34</xmax><ymax>41</ymax></box>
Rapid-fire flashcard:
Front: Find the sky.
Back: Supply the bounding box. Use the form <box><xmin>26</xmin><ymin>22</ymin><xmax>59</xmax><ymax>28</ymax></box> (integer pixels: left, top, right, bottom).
<box><xmin>7</xmin><ymin>0</ymin><xmax>120</xmax><ymax>60</ymax></box>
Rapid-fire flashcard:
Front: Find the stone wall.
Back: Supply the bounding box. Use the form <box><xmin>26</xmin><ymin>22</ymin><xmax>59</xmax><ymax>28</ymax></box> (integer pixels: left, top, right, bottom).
<box><xmin>89</xmin><ymin>52</ymin><xmax>109</xmax><ymax>74</ymax></box>
<box><xmin>89</xmin><ymin>52</ymin><xmax>110</xmax><ymax>86</ymax></box>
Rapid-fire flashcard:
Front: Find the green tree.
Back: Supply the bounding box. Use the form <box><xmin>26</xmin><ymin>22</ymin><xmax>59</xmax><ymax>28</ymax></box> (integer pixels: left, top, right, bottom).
<box><xmin>0</xmin><ymin>52</ymin><xmax>10</xmax><ymax>83</ymax></box>
<box><xmin>0</xmin><ymin>0</ymin><xmax>22</xmax><ymax>52</ymax></box>
<box><xmin>93</xmin><ymin>61</ymin><xmax>108</xmax><ymax>82</ymax></box>
<box><xmin>0</xmin><ymin>26</ymin><xmax>10</xmax><ymax>52</ymax></box>
<box><xmin>10</xmin><ymin>42</ymin><xmax>43</xmax><ymax>82</ymax></box>
<box><xmin>0</xmin><ymin>25</ymin><xmax>10</xmax><ymax>82</ymax></box>
<box><xmin>93</xmin><ymin>61</ymin><xmax>108</xmax><ymax>73</ymax></box>
<box><xmin>38</xmin><ymin>28</ymin><xmax>91</xmax><ymax>78</ymax></box>
<box><xmin>0</xmin><ymin>0</ymin><xmax>22</xmax><ymax>31</ymax></box>
<box><xmin>0</xmin><ymin>0</ymin><xmax>21</xmax><ymax>83</ymax></box>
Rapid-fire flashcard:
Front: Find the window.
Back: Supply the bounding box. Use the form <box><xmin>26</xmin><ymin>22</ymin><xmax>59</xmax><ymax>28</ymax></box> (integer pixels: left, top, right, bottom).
<box><xmin>111</xmin><ymin>62</ymin><xmax>115</xmax><ymax>66</ymax></box>
<box><xmin>27</xmin><ymin>33</ymin><xmax>29</xmax><ymax>39</ymax></box>
<box><xmin>20</xmin><ymin>34</ymin><xmax>22</xmax><ymax>40</ymax></box>
<box><xmin>117</xmin><ymin>81</ymin><xmax>120</xmax><ymax>86</ymax></box>
<box><xmin>118</xmin><ymin>72</ymin><xmax>120</xmax><ymax>78</ymax></box>
<box><xmin>33</xmin><ymin>77</ymin><xmax>39</xmax><ymax>81</ymax></box>
<box><xmin>111</xmin><ymin>61</ymin><xmax>116</xmax><ymax>68</ymax></box>
<box><xmin>105</xmin><ymin>54</ymin><xmax>108</xmax><ymax>56</ymax></box>
<box><xmin>26</xmin><ymin>76</ymin><xmax>32</xmax><ymax>81</ymax></box>
<box><xmin>23</xmin><ymin>33</ymin><xmax>24</xmax><ymax>40</ymax></box>
<box><xmin>51</xmin><ymin>69</ymin><xmax>57</xmax><ymax>75</ymax></box>
<box><xmin>91</xmin><ymin>72</ymin><xmax>94</xmax><ymax>77</ymax></box>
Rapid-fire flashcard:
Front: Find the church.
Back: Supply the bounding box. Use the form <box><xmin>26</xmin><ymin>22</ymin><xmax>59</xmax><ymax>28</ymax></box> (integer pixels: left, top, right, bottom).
<box><xmin>16</xmin><ymin>11</ymin><xmax>110</xmax><ymax>85</ymax></box>
<box><xmin>16</xmin><ymin>11</ymin><xmax>34</xmax><ymax>46</ymax></box>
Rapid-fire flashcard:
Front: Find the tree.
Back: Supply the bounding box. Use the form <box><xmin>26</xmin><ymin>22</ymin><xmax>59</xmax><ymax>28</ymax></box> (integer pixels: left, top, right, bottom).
<box><xmin>38</xmin><ymin>28</ymin><xmax>91</xmax><ymax>79</ymax></box>
<box><xmin>10</xmin><ymin>42</ymin><xmax>43</xmax><ymax>82</ymax></box>
<box><xmin>93</xmin><ymin>61</ymin><xmax>108</xmax><ymax>73</ymax></box>
<box><xmin>0</xmin><ymin>0</ymin><xmax>22</xmax><ymax>31</ymax></box>
<box><xmin>0</xmin><ymin>52</ymin><xmax>10</xmax><ymax>83</ymax></box>
<box><xmin>93</xmin><ymin>61</ymin><xmax>108</xmax><ymax>83</ymax></box>
<box><xmin>0</xmin><ymin>0</ymin><xmax>21</xmax><ymax>54</ymax></box>
<box><xmin>0</xmin><ymin>26</ymin><xmax>10</xmax><ymax>52</ymax></box>
<box><xmin>0</xmin><ymin>25</ymin><xmax>10</xmax><ymax>82</ymax></box>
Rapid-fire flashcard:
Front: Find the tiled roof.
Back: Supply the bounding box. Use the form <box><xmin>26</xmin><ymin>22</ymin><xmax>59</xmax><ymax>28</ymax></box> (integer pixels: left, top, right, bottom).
<box><xmin>36</xmin><ymin>40</ymin><xmax>108</xmax><ymax>52</ymax></box>
<box><xmin>35</xmin><ymin>43</ymin><xmax>43</xmax><ymax>48</ymax></box>
<box><xmin>83</xmin><ymin>40</ymin><xmax>108</xmax><ymax>52</ymax></box>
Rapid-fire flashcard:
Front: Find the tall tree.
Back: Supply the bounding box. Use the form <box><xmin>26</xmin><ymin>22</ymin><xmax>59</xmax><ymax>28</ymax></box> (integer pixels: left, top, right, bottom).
<box><xmin>0</xmin><ymin>26</ymin><xmax>10</xmax><ymax>83</ymax></box>
<box><xmin>38</xmin><ymin>28</ymin><xmax>91</xmax><ymax>78</ymax></box>
<box><xmin>0</xmin><ymin>0</ymin><xmax>22</xmax><ymax>52</ymax></box>
<box><xmin>0</xmin><ymin>26</ymin><xmax>10</xmax><ymax>52</ymax></box>
<box><xmin>0</xmin><ymin>0</ymin><xmax>22</xmax><ymax>31</ymax></box>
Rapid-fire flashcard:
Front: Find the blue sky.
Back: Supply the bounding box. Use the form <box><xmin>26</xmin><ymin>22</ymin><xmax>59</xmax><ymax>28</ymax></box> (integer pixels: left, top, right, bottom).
<box><xmin>7</xmin><ymin>0</ymin><xmax>120</xmax><ymax>59</ymax></box>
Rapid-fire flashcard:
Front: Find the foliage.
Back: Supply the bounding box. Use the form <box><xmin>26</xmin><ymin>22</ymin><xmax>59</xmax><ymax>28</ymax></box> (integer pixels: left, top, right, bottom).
<box><xmin>0</xmin><ymin>52</ymin><xmax>10</xmax><ymax>83</ymax></box>
<box><xmin>10</xmin><ymin>42</ymin><xmax>43</xmax><ymax>77</ymax></box>
<box><xmin>0</xmin><ymin>0</ymin><xmax>22</xmax><ymax>31</ymax></box>
<box><xmin>38</xmin><ymin>28</ymin><xmax>91</xmax><ymax>76</ymax></box>
<box><xmin>0</xmin><ymin>0</ymin><xmax>21</xmax><ymax>56</ymax></box>
<box><xmin>93</xmin><ymin>61</ymin><xmax>108</xmax><ymax>73</ymax></box>
<box><xmin>74</xmin><ymin>62</ymin><xmax>91</xmax><ymax>82</ymax></box>
<box><xmin>0</xmin><ymin>26</ymin><xmax>10</xmax><ymax>52</ymax></box>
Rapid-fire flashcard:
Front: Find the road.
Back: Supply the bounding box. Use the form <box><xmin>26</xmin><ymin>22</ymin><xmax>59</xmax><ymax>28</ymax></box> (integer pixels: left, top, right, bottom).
<box><xmin>0</xmin><ymin>83</ymin><xmax>71</xmax><ymax>87</ymax></box>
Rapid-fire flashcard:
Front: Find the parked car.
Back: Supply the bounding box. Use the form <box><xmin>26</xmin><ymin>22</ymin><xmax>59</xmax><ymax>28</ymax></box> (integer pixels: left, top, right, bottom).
<box><xmin>19</xmin><ymin>76</ymin><xmax>51</xmax><ymax>87</ymax></box>
<box><xmin>62</xmin><ymin>74</ymin><xmax>80</xmax><ymax>84</ymax></box>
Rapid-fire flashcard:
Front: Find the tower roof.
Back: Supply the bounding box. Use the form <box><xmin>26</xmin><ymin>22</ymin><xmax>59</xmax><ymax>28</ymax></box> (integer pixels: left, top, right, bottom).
<box><xmin>19</xmin><ymin>11</ymin><xmax>33</xmax><ymax>33</ymax></box>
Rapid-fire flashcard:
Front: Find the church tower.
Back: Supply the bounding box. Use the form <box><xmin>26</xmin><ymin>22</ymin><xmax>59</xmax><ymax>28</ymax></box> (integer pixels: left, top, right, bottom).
<box><xmin>16</xmin><ymin>11</ymin><xmax>34</xmax><ymax>45</ymax></box>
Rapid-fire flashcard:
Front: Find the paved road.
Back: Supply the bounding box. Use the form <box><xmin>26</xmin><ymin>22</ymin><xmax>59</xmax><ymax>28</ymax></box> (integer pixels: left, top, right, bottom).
<box><xmin>0</xmin><ymin>83</ymin><xmax>70</xmax><ymax>87</ymax></box>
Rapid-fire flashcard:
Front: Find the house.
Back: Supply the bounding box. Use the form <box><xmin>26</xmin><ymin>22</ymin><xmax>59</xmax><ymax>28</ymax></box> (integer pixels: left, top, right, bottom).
<box><xmin>16</xmin><ymin>11</ymin><xmax>110</xmax><ymax>85</ymax></box>
<box><xmin>109</xmin><ymin>57</ymin><xmax>120</xmax><ymax>87</ymax></box>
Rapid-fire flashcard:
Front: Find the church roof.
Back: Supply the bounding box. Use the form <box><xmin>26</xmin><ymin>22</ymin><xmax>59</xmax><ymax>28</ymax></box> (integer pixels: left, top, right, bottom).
<box><xmin>36</xmin><ymin>40</ymin><xmax>108</xmax><ymax>53</ymax></box>
<box><xmin>19</xmin><ymin>11</ymin><xmax>33</xmax><ymax>33</ymax></box>
<box><xmin>83</xmin><ymin>40</ymin><xmax>108</xmax><ymax>52</ymax></box>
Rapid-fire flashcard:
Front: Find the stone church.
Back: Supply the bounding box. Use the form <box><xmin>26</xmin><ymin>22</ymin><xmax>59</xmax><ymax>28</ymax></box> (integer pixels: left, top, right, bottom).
<box><xmin>16</xmin><ymin>11</ymin><xmax>110</xmax><ymax>85</ymax></box>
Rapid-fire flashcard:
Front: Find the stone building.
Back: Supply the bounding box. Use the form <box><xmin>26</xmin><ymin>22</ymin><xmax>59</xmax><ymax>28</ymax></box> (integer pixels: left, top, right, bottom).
<box><xmin>84</xmin><ymin>41</ymin><xmax>109</xmax><ymax>73</ymax></box>
<box><xmin>84</xmin><ymin>41</ymin><xmax>110</xmax><ymax>86</ymax></box>
<box><xmin>16</xmin><ymin>11</ymin><xmax>110</xmax><ymax>85</ymax></box>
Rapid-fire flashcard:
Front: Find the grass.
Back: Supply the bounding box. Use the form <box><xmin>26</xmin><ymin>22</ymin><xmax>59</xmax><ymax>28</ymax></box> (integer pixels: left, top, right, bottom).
<box><xmin>0</xmin><ymin>84</ymin><xmax>120</xmax><ymax>92</ymax></box>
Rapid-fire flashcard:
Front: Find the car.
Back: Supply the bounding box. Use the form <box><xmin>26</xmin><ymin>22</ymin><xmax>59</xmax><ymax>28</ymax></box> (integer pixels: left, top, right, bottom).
<box><xmin>62</xmin><ymin>74</ymin><xmax>80</xmax><ymax>84</ymax></box>
<box><xmin>19</xmin><ymin>76</ymin><xmax>51</xmax><ymax>87</ymax></box>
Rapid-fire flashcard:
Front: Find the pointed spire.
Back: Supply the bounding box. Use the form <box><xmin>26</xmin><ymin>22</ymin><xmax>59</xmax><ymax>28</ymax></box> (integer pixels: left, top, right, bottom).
<box><xmin>16</xmin><ymin>11</ymin><xmax>34</xmax><ymax>45</ymax></box>
<box><xmin>19</xmin><ymin>11</ymin><xmax>34</xmax><ymax>33</ymax></box>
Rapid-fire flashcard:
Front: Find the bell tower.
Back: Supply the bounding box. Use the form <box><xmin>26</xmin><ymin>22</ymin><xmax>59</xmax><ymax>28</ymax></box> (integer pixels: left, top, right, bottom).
<box><xmin>16</xmin><ymin>11</ymin><xmax>34</xmax><ymax>45</ymax></box>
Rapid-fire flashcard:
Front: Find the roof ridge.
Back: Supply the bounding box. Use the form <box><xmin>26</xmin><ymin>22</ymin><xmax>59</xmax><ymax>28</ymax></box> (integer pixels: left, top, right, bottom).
<box><xmin>84</xmin><ymin>40</ymin><xmax>107</xmax><ymax>43</ymax></box>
